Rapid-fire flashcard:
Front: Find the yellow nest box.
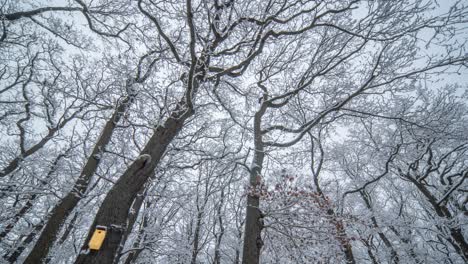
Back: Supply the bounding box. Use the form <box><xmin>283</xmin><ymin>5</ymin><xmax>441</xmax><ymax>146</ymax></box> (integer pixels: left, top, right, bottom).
<box><xmin>89</xmin><ymin>225</ymin><xmax>107</xmax><ymax>250</ymax></box>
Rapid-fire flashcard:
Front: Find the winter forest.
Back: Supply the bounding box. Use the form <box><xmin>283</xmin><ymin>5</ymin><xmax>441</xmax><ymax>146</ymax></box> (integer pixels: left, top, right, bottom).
<box><xmin>1</xmin><ymin>0</ymin><xmax>468</xmax><ymax>263</ymax></box>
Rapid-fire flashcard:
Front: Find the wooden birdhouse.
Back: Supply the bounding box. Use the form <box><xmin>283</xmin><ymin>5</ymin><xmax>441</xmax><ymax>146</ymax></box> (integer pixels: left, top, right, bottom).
<box><xmin>88</xmin><ymin>225</ymin><xmax>107</xmax><ymax>250</ymax></box>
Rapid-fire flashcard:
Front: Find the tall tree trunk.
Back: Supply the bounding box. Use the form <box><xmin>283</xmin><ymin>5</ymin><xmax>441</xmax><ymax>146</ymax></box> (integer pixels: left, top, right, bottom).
<box><xmin>122</xmin><ymin>236</ymin><xmax>145</xmax><ymax>264</ymax></box>
<box><xmin>74</xmin><ymin>101</ymin><xmax>194</xmax><ymax>264</ymax></box>
<box><xmin>213</xmin><ymin>189</ymin><xmax>225</xmax><ymax>264</ymax></box>
<box><xmin>242</xmin><ymin>100</ymin><xmax>267</xmax><ymax>264</ymax></box>
<box><xmin>190</xmin><ymin>210</ymin><xmax>203</xmax><ymax>264</ymax></box>
<box><xmin>190</xmin><ymin>173</ymin><xmax>211</xmax><ymax>264</ymax></box>
<box><xmin>23</xmin><ymin>88</ymin><xmax>135</xmax><ymax>264</ymax></box>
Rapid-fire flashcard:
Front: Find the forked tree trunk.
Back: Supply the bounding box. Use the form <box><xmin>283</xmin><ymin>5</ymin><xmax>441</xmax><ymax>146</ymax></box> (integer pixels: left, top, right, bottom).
<box><xmin>234</xmin><ymin>221</ymin><xmax>243</xmax><ymax>264</ymax></box>
<box><xmin>74</xmin><ymin>102</ymin><xmax>194</xmax><ymax>264</ymax></box>
<box><xmin>361</xmin><ymin>237</ymin><xmax>379</xmax><ymax>264</ymax></box>
<box><xmin>242</xmin><ymin>194</ymin><xmax>264</xmax><ymax>264</ymax></box>
<box><xmin>24</xmin><ymin>90</ymin><xmax>135</xmax><ymax>264</ymax></box>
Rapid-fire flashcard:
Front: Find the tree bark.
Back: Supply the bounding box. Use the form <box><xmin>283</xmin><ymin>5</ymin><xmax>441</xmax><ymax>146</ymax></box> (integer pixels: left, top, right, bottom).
<box><xmin>74</xmin><ymin>102</ymin><xmax>193</xmax><ymax>264</ymax></box>
<box><xmin>213</xmin><ymin>189</ymin><xmax>225</xmax><ymax>264</ymax></box>
<box><xmin>242</xmin><ymin>101</ymin><xmax>267</xmax><ymax>264</ymax></box>
<box><xmin>23</xmin><ymin>91</ymin><xmax>135</xmax><ymax>264</ymax></box>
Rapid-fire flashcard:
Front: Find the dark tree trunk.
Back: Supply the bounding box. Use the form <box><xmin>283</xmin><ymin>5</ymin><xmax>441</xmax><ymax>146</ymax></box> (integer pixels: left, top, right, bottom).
<box><xmin>319</xmin><ymin>196</ymin><xmax>355</xmax><ymax>264</ymax></box>
<box><xmin>213</xmin><ymin>189</ymin><xmax>225</xmax><ymax>264</ymax></box>
<box><xmin>242</xmin><ymin>102</ymin><xmax>267</xmax><ymax>264</ymax></box>
<box><xmin>23</xmin><ymin>92</ymin><xmax>134</xmax><ymax>264</ymax></box>
<box><xmin>242</xmin><ymin>195</ymin><xmax>264</xmax><ymax>264</ymax></box>
<box><xmin>190</xmin><ymin>210</ymin><xmax>203</xmax><ymax>264</ymax></box>
<box><xmin>74</xmin><ymin>102</ymin><xmax>193</xmax><ymax>264</ymax></box>
<box><xmin>234</xmin><ymin>222</ymin><xmax>243</xmax><ymax>264</ymax></box>
<box><xmin>122</xmin><ymin>244</ymin><xmax>144</xmax><ymax>264</ymax></box>
<box><xmin>316</xmin><ymin>177</ymin><xmax>355</xmax><ymax>263</ymax></box>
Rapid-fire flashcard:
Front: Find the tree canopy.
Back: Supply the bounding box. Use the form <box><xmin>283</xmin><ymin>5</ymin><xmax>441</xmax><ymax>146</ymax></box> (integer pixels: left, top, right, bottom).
<box><xmin>1</xmin><ymin>0</ymin><xmax>468</xmax><ymax>263</ymax></box>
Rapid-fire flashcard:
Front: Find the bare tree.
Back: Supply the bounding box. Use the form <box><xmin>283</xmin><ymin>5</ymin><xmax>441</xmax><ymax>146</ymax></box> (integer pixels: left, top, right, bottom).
<box><xmin>1</xmin><ymin>0</ymin><xmax>468</xmax><ymax>263</ymax></box>
<box><xmin>24</xmin><ymin>55</ymin><xmax>158</xmax><ymax>263</ymax></box>
<box><xmin>336</xmin><ymin>88</ymin><xmax>468</xmax><ymax>263</ymax></box>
